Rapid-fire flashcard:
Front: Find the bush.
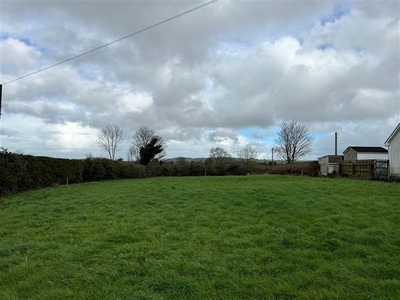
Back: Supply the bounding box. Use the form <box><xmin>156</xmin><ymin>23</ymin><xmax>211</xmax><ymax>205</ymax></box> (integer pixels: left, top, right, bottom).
<box><xmin>0</xmin><ymin>151</ymin><xmax>29</xmax><ymax>196</ymax></box>
<box><xmin>82</xmin><ymin>158</ymin><xmax>107</xmax><ymax>181</ymax></box>
<box><xmin>270</xmin><ymin>161</ymin><xmax>319</xmax><ymax>177</ymax></box>
<box><xmin>0</xmin><ymin>151</ymin><xmax>84</xmax><ymax>197</ymax></box>
<box><xmin>226</xmin><ymin>163</ymin><xmax>247</xmax><ymax>175</ymax></box>
<box><xmin>0</xmin><ymin>151</ymin><xmax>150</xmax><ymax>197</ymax></box>
<box><xmin>119</xmin><ymin>162</ymin><xmax>148</xmax><ymax>179</ymax></box>
<box><xmin>189</xmin><ymin>161</ymin><xmax>206</xmax><ymax>176</ymax></box>
<box><xmin>81</xmin><ymin>158</ymin><xmax>149</xmax><ymax>181</ymax></box>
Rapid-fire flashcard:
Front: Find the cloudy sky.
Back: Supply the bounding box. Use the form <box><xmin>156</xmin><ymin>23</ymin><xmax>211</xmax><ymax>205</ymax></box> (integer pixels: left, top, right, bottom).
<box><xmin>1</xmin><ymin>0</ymin><xmax>399</xmax><ymax>160</ymax></box>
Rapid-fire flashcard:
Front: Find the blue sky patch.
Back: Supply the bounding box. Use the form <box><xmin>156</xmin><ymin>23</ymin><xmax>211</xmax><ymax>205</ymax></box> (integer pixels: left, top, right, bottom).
<box><xmin>21</xmin><ymin>37</ymin><xmax>47</xmax><ymax>53</ymax></box>
<box><xmin>317</xmin><ymin>43</ymin><xmax>333</xmax><ymax>51</ymax></box>
<box><xmin>237</xmin><ymin>127</ymin><xmax>276</xmax><ymax>145</ymax></box>
<box><xmin>0</xmin><ymin>33</ymin><xmax>11</xmax><ymax>40</ymax></box>
<box><xmin>353</xmin><ymin>46</ymin><xmax>365</xmax><ymax>54</ymax></box>
<box><xmin>320</xmin><ymin>4</ymin><xmax>350</xmax><ymax>26</ymax></box>
<box><xmin>20</xmin><ymin>37</ymin><xmax>34</xmax><ymax>46</ymax></box>
<box><xmin>0</xmin><ymin>34</ymin><xmax>47</xmax><ymax>53</ymax></box>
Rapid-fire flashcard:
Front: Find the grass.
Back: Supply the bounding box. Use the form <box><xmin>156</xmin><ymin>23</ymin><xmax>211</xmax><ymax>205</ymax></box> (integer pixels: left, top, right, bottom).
<box><xmin>0</xmin><ymin>175</ymin><xmax>399</xmax><ymax>299</ymax></box>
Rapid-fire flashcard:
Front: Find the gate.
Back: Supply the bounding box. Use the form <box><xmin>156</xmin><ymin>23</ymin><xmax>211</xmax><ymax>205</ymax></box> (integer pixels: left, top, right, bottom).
<box><xmin>374</xmin><ymin>160</ymin><xmax>389</xmax><ymax>179</ymax></box>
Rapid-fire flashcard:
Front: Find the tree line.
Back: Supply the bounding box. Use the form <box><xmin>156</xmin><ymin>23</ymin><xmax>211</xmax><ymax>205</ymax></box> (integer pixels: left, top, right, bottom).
<box><xmin>97</xmin><ymin>120</ymin><xmax>314</xmax><ymax>166</ymax></box>
<box><xmin>0</xmin><ymin>121</ymin><xmax>315</xmax><ymax>196</ymax></box>
<box><xmin>97</xmin><ymin>125</ymin><xmax>165</xmax><ymax>165</ymax></box>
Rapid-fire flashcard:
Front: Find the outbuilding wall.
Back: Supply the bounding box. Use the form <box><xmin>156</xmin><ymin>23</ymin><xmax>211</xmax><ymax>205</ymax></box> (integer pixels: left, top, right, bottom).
<box><xmin>358</xmin><ymin>153</ymin><xmax>388</xmax><ymax>160</ymax></box>
<box><xmin>388</xmin><ymin>131</ymin><xmax>400</xmax><ymax>179</ymax></box>
<box><xmin>344</xmin><ymin>149</ymin><xmax>357</xmax><ymax>161</ymax></box>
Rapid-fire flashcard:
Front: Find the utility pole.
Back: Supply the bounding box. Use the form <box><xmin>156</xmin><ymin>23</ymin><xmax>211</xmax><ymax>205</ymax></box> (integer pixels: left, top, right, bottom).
<box><xmin>335</xmin><ymin>132</ymin><xmax>338</xmax><ymax>156</ymax></box>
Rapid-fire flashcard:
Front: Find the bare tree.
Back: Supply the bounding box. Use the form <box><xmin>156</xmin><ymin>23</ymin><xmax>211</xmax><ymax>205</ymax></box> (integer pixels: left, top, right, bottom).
<box><xmin>274</xmin><ymin>120</ymin><xmax>314</xmax><ymax>163</ymax></box>
<box><xmin>237</xmin><ymin>147</ymin><xmax>258</xmax><ymax>173</ymax></box>
<box><xmin>97</xmin><ymin>124</ymin><xmax>123</xmax><ymax>160</ymax></box>
<box><xmin>127</xmin><ymin>145</ymin><xmax>138</xmax><ymax>162</ymax></box>
<box><xmin>127</xmin><ymin>145</ymin><xmax>140</xmax><ymax>161</ymax></box>
<box><xmin>132</xmin><ymin>126</ymin><xmax>166</xmax><ymax>160</ymax></box>
<box><xmin>209</xmin><ymin>147</ymin><xmax>231</xmax><ymax>164</ymax></box>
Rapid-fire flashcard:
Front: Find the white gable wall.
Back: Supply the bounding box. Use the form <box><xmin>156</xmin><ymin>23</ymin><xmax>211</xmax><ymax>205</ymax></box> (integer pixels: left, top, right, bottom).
<box><xmin>388</xmin><ymin>130</ymin><xmax>400</xmax><ymax>179</ymax></box>
<box><xmin>358</xmin><ymin>153</ymin><xmax>388</xmax><ymax>160</ymax></box>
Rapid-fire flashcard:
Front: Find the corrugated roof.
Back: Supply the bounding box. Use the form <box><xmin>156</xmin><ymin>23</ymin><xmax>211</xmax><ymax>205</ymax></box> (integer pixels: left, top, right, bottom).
<box><xmin>343</xmin><ymin>146</ymin><xmax>388</xmax><ymax>154</ymax></box>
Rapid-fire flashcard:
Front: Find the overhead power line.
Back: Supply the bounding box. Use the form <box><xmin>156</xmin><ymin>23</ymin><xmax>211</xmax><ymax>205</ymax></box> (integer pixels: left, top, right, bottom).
<box><xmin>1</xmin><ymin>0</ymin><xmax>218</xmax><ymax>86</ymax></box>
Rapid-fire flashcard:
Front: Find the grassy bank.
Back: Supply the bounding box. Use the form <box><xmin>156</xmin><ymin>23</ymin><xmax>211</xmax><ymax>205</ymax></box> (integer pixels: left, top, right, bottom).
<box><xmin>0</xmin><ymin>176</ymin><xmax>399</xmax><ymax>299</ymax></box>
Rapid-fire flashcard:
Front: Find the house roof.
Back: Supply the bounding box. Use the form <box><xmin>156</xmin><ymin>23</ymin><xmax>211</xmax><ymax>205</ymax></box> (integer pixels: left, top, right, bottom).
<box><xmin>385</xmin><ymin>123</ymin><xmax>400</xmax><ymax>145</ymax></box>
<box><xmin>343</xmin><ymin>146</ymin><xmax>388</xmax><ymax>154</ymax></box>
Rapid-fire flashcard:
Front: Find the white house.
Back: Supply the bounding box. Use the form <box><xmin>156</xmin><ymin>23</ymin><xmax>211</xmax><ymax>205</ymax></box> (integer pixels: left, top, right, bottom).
<box><xmin>343</xmin><ymin>146</ymin><xmax>388</xmax><ymax>161</ymax></box>
<box><xmin>385</xmin><ymin>123</ymin><xmax>400</xmax><ymax>180</ymax></box>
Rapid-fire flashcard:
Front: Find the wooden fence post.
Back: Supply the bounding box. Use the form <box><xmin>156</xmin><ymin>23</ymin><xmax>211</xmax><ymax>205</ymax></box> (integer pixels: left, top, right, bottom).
<box><xmin>370</xmin><ymin>162</ymin><xmax>374</xmax><ymax>177</ymax></box>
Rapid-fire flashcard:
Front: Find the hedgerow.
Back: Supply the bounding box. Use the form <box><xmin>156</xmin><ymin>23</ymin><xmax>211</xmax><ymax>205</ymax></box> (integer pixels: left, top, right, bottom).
<box><xmin>270</xmin><ymin>161</ymin><xmax>319</xmax><ymax>176</ymax></box>
<box><xmin>0</xmin><ymin>151</ymin><xmax>148</xmax><ymax>197</ymax></box>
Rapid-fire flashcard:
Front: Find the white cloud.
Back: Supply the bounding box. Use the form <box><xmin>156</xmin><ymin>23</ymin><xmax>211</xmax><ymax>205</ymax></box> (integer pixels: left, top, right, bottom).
<box><xmin>118</xmin><ymin>92</ymin><xmax>153</xmax><ymax>113</ymax></box>
<box><xmin>45</xmin><ymin>122</ymin><xmax>98</xmax><ymax>151</ymax></box>
<box><xmin>0</xmin><ymin>1</ymin><xmax>398</xmax><ymax>160</ymax></box>
<box><xmin>0</xmin><ymin>38</ymin><xmax>42</xmax><ymax>77</ymax></box>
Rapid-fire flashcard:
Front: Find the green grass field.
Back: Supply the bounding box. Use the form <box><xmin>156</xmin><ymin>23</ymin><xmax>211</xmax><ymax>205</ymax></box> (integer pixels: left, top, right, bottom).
<box><xmin>0</xmin><ymin>176</ymin><xmax>399</xmax><ymax>299</ymax></box>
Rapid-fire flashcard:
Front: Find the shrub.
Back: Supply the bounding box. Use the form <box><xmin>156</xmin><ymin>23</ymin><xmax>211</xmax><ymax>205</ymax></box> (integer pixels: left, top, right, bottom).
<box><xmin>0</xmin><ymin>151</ymin><xmax>84</xmax><ymax>197</ymax></box>
<box><xmin>189</xmin><ymin>161</ymin><xmax>206</xmax><ymax>176</ymax></box>
<box><xmin>0</xmin><ymin>152</ymin><xmax>150</xmax><ymax>197</ymax></box>
<box><xmin>119</xmin><ymin>162</ymin><xmax>148</xmax><ymax>179</ymax></box>
<box><xmin>82</xmin><ymin>158</ymin><xmax>107</xmax><ymax>181</ymax></box>
<box><xmin>270</xmin><ymin>161</ymin><xmax>319</xmax><ymax>176</ymax></box>
<box><xmin>0</xmin><ymin>151</ymin><xmax>29</xmax><ymax>196</ymax></box>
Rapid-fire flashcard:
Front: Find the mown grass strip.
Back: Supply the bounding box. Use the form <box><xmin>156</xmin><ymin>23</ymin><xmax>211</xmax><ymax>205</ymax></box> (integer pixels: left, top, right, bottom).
<box><xmin>0</xmin><ymin>176</ymin><xmax>399</xmax><ymax>299</ymax></box>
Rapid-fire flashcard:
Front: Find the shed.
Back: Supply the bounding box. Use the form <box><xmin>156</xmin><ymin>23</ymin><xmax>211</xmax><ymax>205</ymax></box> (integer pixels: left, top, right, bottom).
<box><xmin>385</xmin><ymin>123</ymin><xmax>400</xmax><ymax>180</ymax></box>
<box><xmin>343</xmin><ymin>146</ymin><xmax>388</xmax><ymax>162</ymax></box>
<box><xmin>318</xmin><ymin>155</ymin><xmax>343</xmax><ymax>176</ymax></box>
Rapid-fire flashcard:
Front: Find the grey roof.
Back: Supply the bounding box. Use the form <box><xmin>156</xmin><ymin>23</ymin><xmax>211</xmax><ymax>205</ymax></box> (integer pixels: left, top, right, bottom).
<box><xmin>343</xmin><ymin>146</ymin><xmax>388</xmax><ymax>154</ymax></box>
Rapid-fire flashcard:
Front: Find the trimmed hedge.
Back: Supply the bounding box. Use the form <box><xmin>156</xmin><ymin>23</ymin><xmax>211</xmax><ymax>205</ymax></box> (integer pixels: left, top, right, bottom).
<box><xmin>0</xmin><ymin>151</ymin><xmax>148</xmax><ymax>197</ymax></box>
<box><xmin>82</xmin><ymin>157</ymin><xmax>148</xmax><ymax>181</ymax></box>
<box><xmin>158</xmin><ymin>159</ymin><xmax>271</xmax><ymax>177</ymax></box>
<box><xmin>270</xmin><ymin>161</ymin><xmax>320</xmax><ymax>177</ymax></box>
<box><xmin>0</xmin><ymin>152</ymin><xmax>83</xmax><ymax>196</ymax></box>
<box><xmin>1</xmin><ymin>150</ymin><xmax>320</xmax><ymax>197</ymax></box>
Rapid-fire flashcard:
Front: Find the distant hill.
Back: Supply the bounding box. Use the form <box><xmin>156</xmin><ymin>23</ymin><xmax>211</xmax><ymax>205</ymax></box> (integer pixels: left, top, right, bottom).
<box><xmin>164</xmin><ymin>157</ymin><xmax>207</xmax><ymax>163</ymax></box>
<box><xmin>164</xmin><ymin>157</ymin><xmax>274</xmax><ymax>164</ymax></box>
